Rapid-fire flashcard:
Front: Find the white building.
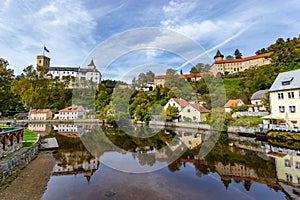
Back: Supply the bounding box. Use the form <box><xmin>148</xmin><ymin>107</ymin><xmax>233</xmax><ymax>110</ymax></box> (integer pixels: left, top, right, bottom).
<box><xmin>164</xmin><ymin>98</ymin><xmax>210</xmax><ymax>122</ymax></box>
<box><xmin>211</xmin><ymin>50</ymin><xmax>272</xmax><ymax>75</ymax></box>
<box><xmin>58</xmin><ymin>105</ymin><xmax>86</xmax><ymax>120</ymax></box>
<box><xmin>248</xmin><ymin>89</ymin><xmax>268</xmax><ymax>112</ymax></box>
<box><xmin>224</xmin><ymin>99</ymin><xmax>244</xmax><ymax>113</ymax></box>
<box><xmin>268</xmin><ymin>69</ymin><xmax>300</xmax><ymax>126</ymax></box>
<box><xmin>164</xmin><ymin>98</ymin><xmax>188</xmax><ymax>112</ymax></box>
<box><xmin>181</xmin><ymin>103</ymin><xmax>210</xmax><ymax>122</ymax></box>
<box><xmin>37</xmin><ymin>55</ymin><xmax>101</xmax><ymax>88</ymax></box>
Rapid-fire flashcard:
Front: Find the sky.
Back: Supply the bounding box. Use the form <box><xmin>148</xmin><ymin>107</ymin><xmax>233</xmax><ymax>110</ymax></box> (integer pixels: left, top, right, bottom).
<box><xmin>0</xmin><ymin>0</ymin><xmax>300</xmax><ymax>82</ymax></box>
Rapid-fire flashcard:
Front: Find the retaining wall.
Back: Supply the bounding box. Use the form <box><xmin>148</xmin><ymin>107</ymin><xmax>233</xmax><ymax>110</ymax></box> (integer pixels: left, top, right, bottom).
<box><xmin>0</xmin><ymin>141</ymin><xmax>39</xmax><ymax>184</ymax></box>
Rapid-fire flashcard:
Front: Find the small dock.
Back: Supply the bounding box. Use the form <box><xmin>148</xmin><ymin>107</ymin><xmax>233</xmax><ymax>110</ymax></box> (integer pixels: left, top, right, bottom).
<box><xmin>39</xmin><ymin>138</ymin><xmax>59</xmax><ymax>150</ymax></box>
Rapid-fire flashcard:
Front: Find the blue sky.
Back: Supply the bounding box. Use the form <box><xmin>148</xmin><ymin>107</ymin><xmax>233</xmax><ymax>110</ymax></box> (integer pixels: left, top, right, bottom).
<box><xmin>0</xmin><ymin>0</ymin><xmax>300</xmax><ymax>81</ymax></box>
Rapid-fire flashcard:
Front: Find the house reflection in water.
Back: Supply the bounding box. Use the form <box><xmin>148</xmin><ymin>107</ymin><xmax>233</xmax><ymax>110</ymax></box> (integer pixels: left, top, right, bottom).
<box><xmin>53</xmin><ymin>151</ymin><xmax>99</xmax><ymax>182</ymax></box>
<box><xmin>178</xmin><ymin>132</ymin><xmax>202</xmax><ymax>150</ymax></box>
<box><xmin>27</xmin><ymin>123</ymin><xmax>52</xmax><ymax>136</ymax></box>
<box><xmin>266</xmin><ymin>146</ymin><xmax>300</xmax><ymax>199</ymax></box>
<box><xmin>51</xmin><ymin>124</ymin><xmax>100</xmax><ymax>182</ymax></box>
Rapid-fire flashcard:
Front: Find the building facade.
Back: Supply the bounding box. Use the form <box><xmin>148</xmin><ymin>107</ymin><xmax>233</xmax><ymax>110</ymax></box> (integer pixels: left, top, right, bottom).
<box><xmin>248</xmin><ymin>89</ymin><xmax>268</xmax><ymax>112</ymax></box>
<box><xmin>30</xmin><ymin>109</ymin><xmax>52</xmax><ymax>120</ymax></box>
<box><xmin>164</xmin><ymin>98</ymin><xmax>210</xmax><ymax>122</ymax></box>
<box><xmin>211</xmin><ymin>50</ymin><xmax>272</xmax><ymax>75</ymax></box>
<box><xmin>224</xmin><ymin>99</ymin><xmax>244</xmax><ymax>113</ymax></box>
<box><xmin>37</xmin><ymin>55</ymin><xmax>101</xmax><ymax>88</ymax></box>
<box><xmin>164</xmin><ymin>98</ymin><xmax>188</xmax><ymax>112</ymax></box>
<box><xmin>58</xmin><ymin>105</ymin><xmax>86</xmax><ymax>120</ymax></box>
<box><xmin>269</xmin><ymin>69</ymin><xmax>300</xmax><ymax>126</ymax></box>
<box><xmin>181</xmin><ymin>103</ymin><xmax>210</xmax><ymax>122</ymax></box>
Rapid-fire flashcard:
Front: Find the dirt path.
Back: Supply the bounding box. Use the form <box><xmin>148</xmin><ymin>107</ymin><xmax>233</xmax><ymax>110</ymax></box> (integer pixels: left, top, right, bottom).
<box><xmin>0</xmin><ymin>151</ymin><xmax>55</xmax><ymax>200</ymax></box>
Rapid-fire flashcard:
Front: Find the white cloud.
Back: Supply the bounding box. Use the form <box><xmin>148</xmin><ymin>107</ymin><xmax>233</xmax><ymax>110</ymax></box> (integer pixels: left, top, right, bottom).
<box><xmin>0</xmin><ymin>0</ymin><xmax>97</xmax><ymax>73</ymax></box>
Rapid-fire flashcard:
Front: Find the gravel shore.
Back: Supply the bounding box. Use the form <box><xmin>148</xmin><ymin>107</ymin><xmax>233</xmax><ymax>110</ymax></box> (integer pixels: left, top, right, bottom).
<box><xmin>0</xmin><ymin>151</ymin><xmax>55</xmax><ymax>200</ymax></box>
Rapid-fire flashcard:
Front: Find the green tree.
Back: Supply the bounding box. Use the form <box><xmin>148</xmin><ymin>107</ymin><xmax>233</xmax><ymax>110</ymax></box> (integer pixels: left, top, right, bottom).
<box><xmin>165</xmin><ymin>105</ymin><xmax>178</xmax><ymax>121</ymax></box>
<box><xmin>0</xmin><ymin>59</ymin><xmax>18</xmax><ymax>116</ymax></box>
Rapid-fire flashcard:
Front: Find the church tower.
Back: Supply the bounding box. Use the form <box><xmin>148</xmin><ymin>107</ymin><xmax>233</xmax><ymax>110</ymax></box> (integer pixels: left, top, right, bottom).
<box><xmin>37</xmin><ymin>55</ymin><xmax>50</xmax><ymax>68</ymax></box>
<box><xmin>214</xmin><ymin>50</ymin><xmax>224</xmax><ymax>62</ymax></box>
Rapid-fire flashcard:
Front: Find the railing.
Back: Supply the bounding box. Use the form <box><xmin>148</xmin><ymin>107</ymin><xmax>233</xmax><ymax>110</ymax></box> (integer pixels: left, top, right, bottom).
<box><xmin>0</xmin><ymin>128</ymin><xmax>24</xmax><ymax>136</ymax></box>
<box><xmin>268</xmin><ymin>124</ymin><xmax>300</xmax><ymax>132</ymax></box>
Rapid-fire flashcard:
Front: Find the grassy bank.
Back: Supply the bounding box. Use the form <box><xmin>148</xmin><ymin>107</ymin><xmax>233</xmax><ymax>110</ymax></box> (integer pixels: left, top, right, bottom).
<box><xmin>228</xmin><ymin>116</ymin><xmax>263</xmax><ymax>127</ymax></box>
<box><xmin>23</xmin><ymin>129</ymin><xmax>39</xmax><ymax>147</ymax></box>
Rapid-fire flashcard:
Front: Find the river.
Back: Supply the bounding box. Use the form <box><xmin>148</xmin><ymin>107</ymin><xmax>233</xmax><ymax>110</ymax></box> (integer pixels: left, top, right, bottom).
<box><xmin>27</xmin><ymin>123</ymin><xmax>300</xmax><ymax>199</ymax></box>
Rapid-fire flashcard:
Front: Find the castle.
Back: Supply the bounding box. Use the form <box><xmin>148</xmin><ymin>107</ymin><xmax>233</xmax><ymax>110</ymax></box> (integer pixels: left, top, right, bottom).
<box><xmin>211</xmin><ymin>50</ymin><xmax>272</xmax><ymax>75</ymax></box>
<box><xmin>37</xmin><ymin>55</ymin><xmax>102</xmax><ymax>88</ymax></box>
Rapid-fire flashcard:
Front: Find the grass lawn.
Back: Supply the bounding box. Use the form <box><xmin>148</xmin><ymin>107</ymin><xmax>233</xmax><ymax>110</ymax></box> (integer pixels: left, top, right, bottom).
<box><xmin>229</xmin><ymin>116</ymin><xmax>263</xmax><ymax>127</ymax></box>
<box><xmin>23</xmin><ymin>129</ymin><xmax>39</xmax><ymax>147</ymax></box>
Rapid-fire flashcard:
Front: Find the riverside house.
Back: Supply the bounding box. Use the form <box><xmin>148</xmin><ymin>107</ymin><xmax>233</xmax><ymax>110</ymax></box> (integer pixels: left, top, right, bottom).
<box><xmin>224</xmin><ymin>99</ymin><xmax>244</xmax><ymax>113</ymax></box>
<box><xmin>248</xmin><ymin>89</ymin><xmax>269</xmax><ymax>112</ymax></box>
<box><xmin>164</xmin><ymin>98</ymin><xmax>210</xmax><ymax>122</ymax></box>
<box><xmin>267</xmin><ymin>69</ymin><xmax>300</xmax><ymax>127</ymax></box>
<box><xmin>181</xmin><ymin>103</ymin><xmax>210</xmax><ymax>122</ymax></box>
<box><xmin>30</xmin><ymin>109</ymin><xmax>52</xmax><ymax>120</ymax></box>
<box><xmin>58</xmin><ymin>105</ymin><xmax>86</xmax><ymax>120</ymax></box>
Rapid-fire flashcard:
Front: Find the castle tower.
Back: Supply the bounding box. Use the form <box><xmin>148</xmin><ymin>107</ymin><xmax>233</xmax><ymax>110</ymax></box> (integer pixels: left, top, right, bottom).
<box><xmin>214</xmin><ymin>50</ymin><xmax>224</xmax><ymax>61</ymax></box>
<box><xmin>87</xmin><ymin>59</ymin><xmax>96</xmax><ymax>69</ymax></box>
<box><xmin>37</xmin><ymin>55</ymin><xmax>50</xmax><ymax>68</ymax></box>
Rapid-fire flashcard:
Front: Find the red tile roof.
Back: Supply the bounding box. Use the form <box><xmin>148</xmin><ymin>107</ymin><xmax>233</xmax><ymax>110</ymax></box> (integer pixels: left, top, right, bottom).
<box><xmin>190</xmin><ymin>103</ymin><xmax>210</xmax><ymax>113</ymax></box>
<box><xmin>31</xmin><ymin>109</ymin><xmax>51</xmax><ymax>113</ymax></box>
<box><xmin>172</xmin><ymin>98</ymin><xmax>188</xmax><ymax>107</ymax></box>
<box><xmin>214</xmin><ymin>52</ymin><xmax>272</xmax><ymax>64</ymax></box>
<box><xmin>155</xmin><ymin>75</ymin><xmax>166</xmax><ymax>79</ymax></box>
<box><xmin>224</xmin><ymin>99</ymin><xmax>243</xmax><ymax>108</ymax></box>
<box><xmin>59</xmin><ymin>105</ymin><xmax>84</xmax><ymax>113</ymax></box>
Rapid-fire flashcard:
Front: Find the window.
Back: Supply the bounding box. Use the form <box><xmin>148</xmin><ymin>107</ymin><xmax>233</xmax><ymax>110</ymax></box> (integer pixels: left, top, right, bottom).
<box><xmin>297</xmin><ymin>177</ymin><xmax>300</xmax><ymax>184</ymax></box>
<box><xmin>284</xmin><ymin>159</ymin><xmax>291</xmax><ymax>167</ymax></box>
<box><xmin>187</xmin><ymin>109</ymin><xmax>190</xmax><ymax>113</ymax></box>
<box><xmin>289</xmin><ymin>106</ymin><xmax>296</xmax><ymax>113</ymax></box>
<box><xmin>295</xmin><ymin>162</ymin><xmax>300</xmax><ymax>169</ymax></box>
<box><xmin>279</xmin><ymin>106</ymin><xmax>285</xmax><ymax>113</ymax></box>
<box><xmin>278</xmin><ymin>93</ymin><xmax>284</xmax><ymax>99</ymax></box>
<box><xmin>299</xmin><ymin>91</ymin><xmax>300</xmax><ymax>98</ymax></box>
<box><xmin>288</xmin><ymin>92</ymin><xmax>294</xmax><ymax>99</ymax></box>
<box><xmin>286</xmin><ymin>173</ymin><xmax>293</xmax><ymax>182</ymax></box>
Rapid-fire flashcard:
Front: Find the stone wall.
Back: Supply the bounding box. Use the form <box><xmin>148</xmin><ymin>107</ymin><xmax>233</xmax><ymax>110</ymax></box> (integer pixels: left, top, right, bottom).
<box><xmin>232</xmin><ymin>112</ymin><xmax>269</xmax><ymax>118</ymax></box>
<box><xmin>149</xmin><ymin>121</ymin><xmax>211</xmax><ymax>130</ymax></box>
<box><xmin>227</xmin><ymin>126</ymin><xmax>259</xmax><ymax>134</ymax></box>
<box><xmin>0</xmin><ymin>139</ymin><xmax>23</xmax><ymax>159</ymax></box>
<box><xmin>0</xmin><ymin>142</ymin><xmax>39</xmax><ymax>184</ymax></box>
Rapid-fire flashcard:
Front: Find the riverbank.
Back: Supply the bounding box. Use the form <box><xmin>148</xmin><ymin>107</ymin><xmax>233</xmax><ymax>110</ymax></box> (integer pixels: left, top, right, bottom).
<box><xmin>0</xmin><ymin>151</ymin><xmax>55</xmax><ymax>200</ymax></box>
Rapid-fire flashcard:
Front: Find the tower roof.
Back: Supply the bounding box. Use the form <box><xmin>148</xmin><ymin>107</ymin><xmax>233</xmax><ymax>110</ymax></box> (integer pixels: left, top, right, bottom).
<box><xmin>88</xmin><ymin>59</ymin><xmax>95</xmax><ymax>67</ymax></box>
<box><xmin>214</xmin><ymin>50</ymin><xmax>224</xmax><ymax>59</ymax></box>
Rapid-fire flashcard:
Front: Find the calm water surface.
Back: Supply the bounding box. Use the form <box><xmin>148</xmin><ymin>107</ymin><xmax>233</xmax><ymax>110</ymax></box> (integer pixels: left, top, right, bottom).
<box><xmin>28</xmin><ymin>124</ymin><xmax>299</xmax><ymax>199</ymax></box>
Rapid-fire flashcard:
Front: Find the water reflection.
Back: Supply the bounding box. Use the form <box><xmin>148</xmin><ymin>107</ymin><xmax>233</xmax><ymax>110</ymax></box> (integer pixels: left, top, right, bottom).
<box><xmin>26</xmin><ymin>124</ymin><xmax>300</xmax><ymax>199</ymax></box>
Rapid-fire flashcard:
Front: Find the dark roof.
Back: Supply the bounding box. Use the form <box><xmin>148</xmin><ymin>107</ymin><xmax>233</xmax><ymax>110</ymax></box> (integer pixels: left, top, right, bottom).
<box><xmin>269</xmin><ymin>69</ymin><xmax>300</xmax><ymax>92</ymax></box>
<box><xmin>214</xmin><ymin>50</ymin><xmax>224</xmax><ymax>59</ymax></box>
<box><xmin>250</xmin><ymin>89</ymin><xmax>269</xmax><ymax>100</ymax></box>
<box><xmin>49</xmin><ymin>67</ymin><xmax>100</xmax><ymax>73</ymax></box>
<box><xmin>88</xmin><ymin>59</ymin><xmax>95</xmax><ymax>66</ymax></box>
